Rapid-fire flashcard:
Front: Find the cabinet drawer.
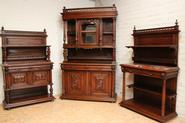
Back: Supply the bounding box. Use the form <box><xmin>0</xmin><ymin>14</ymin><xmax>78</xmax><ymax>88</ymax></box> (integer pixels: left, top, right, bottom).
<box><xmin>124</xmin><ymin>67</ymin><xmax>163</xmax><ymax>78</ymax></box>
<box><xmin>61</xmin><ymin>64</ymin><xmax>115</xmax><ymax>71</ymax></box>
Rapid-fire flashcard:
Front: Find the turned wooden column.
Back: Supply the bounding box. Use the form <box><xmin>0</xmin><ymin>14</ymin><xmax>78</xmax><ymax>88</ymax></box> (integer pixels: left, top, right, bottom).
<box><xmin>121</xmin><ymin>68</ymin><xmax>126</xmax><ymax>101</ymax></box>
<box><xmin>161</xmin><ymin>79</ymin><xmax>167</xmax><ymax>116</ymax></box>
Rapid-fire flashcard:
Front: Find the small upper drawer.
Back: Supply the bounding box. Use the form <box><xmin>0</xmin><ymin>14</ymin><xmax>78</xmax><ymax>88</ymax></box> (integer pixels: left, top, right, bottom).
<box><xmin>61</xmin><ymin>63</ymin><xmax>115</xmax><ymax>71</ymax></box>
<box><xmin>123</xmin><ymin>67</ymin><xmax>164</xmax><ymax>78</ymax></box>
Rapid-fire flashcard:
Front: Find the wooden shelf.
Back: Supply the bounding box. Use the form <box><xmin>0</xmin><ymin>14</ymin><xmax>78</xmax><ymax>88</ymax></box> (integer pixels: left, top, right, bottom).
<box><xmin>81</xmin><ymin>30</ymin><xmax>96</xmax><ymax>33</ymax></box>
<box><xmin>68</xmin><ymin>56</ymin><xmax>112</xmax><ymax>60</ymax></box>
<box><xmin>7</xmin><ymin>56</ymin><xmax>46</xmax><ymax>60</ymax></box>
<box><xmin>132</xmin><ymin>85</ymin><xmax>176</xmax><ymax>99</ymax></box>
<box><xmin>103</xmin><ymin>32</ymin><xmax>113</xmax><ymax>35</ymax></box>
<box><xmin>120</xmin><ymin>99</ymin><xmax>177</xmax><ymax>122</ymax></box>
<box><xmin>126</xmin><ymin>45</ymin><xmax>177</xmax><ymax>49</ymax></box>
<box><xmin>63</xmin><ymin>44</ymin><xmax>114</xmax><ymax>48</ymax></box>
<box><xmin>67</xmin><ymin>31</ymin><xmax>76</xmax><ymax>35</ymax></box>
<box><xmin>2</xmin><ymin>45</ymin><xmax>50</xmax><ymax>48</ymax></box>
<box><xmin>133</xmin><ymin>57</ymin><xmax>176</xmax><ymax>65</ymax></box>
<box><xmin>4</xmin><ymin>95</ymin><xmax>54</xmax><ymax>109</ymax></box>
<box><xmin>6</xmin><ymin>84</ymin><xmax>49</xmax><ymax>91</ymax></box>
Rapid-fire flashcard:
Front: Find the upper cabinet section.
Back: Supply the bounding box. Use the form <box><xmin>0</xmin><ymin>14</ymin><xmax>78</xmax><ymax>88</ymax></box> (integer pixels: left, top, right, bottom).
<box><xmin>1</xmin><ymin>27</ymin><xmax>51</xmax><ymax>63</ymax></box>
<box><xmin>79</xmin><ymin>19</ymin><xmax>99</xmax><ymax>46</ymax></box>
<box><xmin>61</xmin><ymin>5</ymin><xmax>117</xmax><ymax>48</ymax></box>
<box><xmin>126</xmin><ymin>21</ymin><xmax>179</xmax><ymax>66</ymax></box>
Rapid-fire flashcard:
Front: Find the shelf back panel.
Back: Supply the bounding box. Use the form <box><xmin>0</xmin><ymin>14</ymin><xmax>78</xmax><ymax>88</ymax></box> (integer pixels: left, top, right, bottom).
<box><xmin>132</xmin><ymin>24</ymin><xmax>179</xmax><ymax>66</ymax></box>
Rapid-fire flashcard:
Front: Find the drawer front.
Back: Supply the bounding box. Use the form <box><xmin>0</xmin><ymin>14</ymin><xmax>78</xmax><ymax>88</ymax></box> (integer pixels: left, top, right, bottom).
<box><xmin>61</xmin><ymin>64</ymin><xmax>115</xmax><ymax>71</ymax></box>
<box><xmin>124</xmin><ymin>67</ymin><xmax>163</xmax><ymax>78</ymax></box>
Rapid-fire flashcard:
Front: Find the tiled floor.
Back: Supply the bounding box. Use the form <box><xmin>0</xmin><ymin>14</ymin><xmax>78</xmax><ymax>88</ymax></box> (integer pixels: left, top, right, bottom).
<box><xmin>0</xmin><ymin>98</ymin><xmax>185</xmax><ymax>123</ymax></box>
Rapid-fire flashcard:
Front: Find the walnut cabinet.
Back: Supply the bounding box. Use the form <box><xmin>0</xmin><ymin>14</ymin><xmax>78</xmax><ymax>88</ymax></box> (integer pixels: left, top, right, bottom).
<box><xmin>1</xmin><ymin>28</ymin><xmax>54</xmax><ymax>109</ymax></box>
<box><xmin>120</xmin><ymin>21</ymin><xmax>179</xmax><ymax>122</ymax></box>
<box><xmin>60</xmin><ymin>5</ymin><xmax>117</xmax><ymax>102</ymax></box>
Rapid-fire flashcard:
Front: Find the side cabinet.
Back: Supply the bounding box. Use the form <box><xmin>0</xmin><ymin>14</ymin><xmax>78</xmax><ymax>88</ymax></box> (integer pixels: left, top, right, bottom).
<box><xmin>61</xmin><ymin>63</ymin><xmax>116</xmax><ymax>102</ymax></box>
<box><xmin>1</xmin><ymin>28</ymin><xmax>54</xmax><ymax>109</ymax></box>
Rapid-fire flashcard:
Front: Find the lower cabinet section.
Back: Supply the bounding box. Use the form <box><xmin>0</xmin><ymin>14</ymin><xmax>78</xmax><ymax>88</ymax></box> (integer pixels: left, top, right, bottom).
<box><xmin>3</xmin><ymin>64</ymin><xmax>54</xmax><ymax>109</ymax></box>
<box><xmin>61</xmin><ymin>63</ymin><xmax>116</xmax><ymax>102</ymax></box>
<box><xmin>7</xmin><ymin>71</ymin><xmax>50</xmax><ymax>90</ymax></box>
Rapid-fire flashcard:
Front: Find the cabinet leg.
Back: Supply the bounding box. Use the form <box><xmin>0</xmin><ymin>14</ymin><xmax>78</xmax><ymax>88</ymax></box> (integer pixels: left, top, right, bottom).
<box><xmin>5</xmin><ymin>90</ymin><xmax>10</xmax><ymax>104</ymax></box>
<box><xmin>49</xmin><ymin>82</ymin><xmax>53</xmax><ymax>98</ymax></box>
<box><xmin>161</xmin><ymin>79</ymin><xmax>166</xmax><ymax>116</ymax></box>
<box><xmin>122</xmin><ymin>71</ymin><xmax>126</xmax><ymax>101</ymax></box>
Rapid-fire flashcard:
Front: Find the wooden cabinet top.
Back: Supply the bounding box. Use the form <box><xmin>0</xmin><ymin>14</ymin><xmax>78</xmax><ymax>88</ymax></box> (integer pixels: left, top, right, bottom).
<box><xmin>62</xmin><ymin>5</ymin><xmax>117</xmax><ymax>20</ymax></box>
<box><xmin>120</xmin><ymin>63</ymin><xmax>178</xmax><ymax>73</ymax></box>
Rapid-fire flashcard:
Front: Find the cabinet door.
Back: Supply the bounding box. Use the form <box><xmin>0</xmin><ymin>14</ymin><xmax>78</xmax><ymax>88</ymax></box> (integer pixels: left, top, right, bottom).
<box><xmin>32</xmin><ymin>71</ymin><xmax>50</xmax><ymax>85</ymax></box>
<box><xmin>78</xmin><ymin>19</ymin><xmax>99</xmax><ymax>46</ymax></box>
<box><xmin>8</xmin><ymin>72</ymin><xmax>28</xmax><ymax>89</ymax></box>
<box><xmin>90</xmin><ymin>72</ymin><xmax>111</xmax><ymax>97</ymax></box>
<box><xmin>65</xmin><ymin>71</ymin><xmax>87</xmax><ymax>96</ymax></box>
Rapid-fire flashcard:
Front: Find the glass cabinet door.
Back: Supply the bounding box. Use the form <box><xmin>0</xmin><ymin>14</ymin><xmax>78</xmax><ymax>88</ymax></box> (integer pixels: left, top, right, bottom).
<box><xmin>79</xmin><ymin>19</ymin><xmax>99</xmax><ymax>45</ymax></box>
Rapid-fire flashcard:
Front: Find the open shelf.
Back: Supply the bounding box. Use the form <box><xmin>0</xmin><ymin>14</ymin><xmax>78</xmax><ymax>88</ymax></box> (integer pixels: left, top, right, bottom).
<box><xmin>63</xmin><ymin>44</ymin><xmax>114</xmax><ymax>48</ymax></box>
<box><xmin>2</xmin><ymin>45</ymin><xmax>50</xmax><ymax>48</ymax></box>
<box><xmin>4</xmin><ymin>94</ymin><xmax>54</xmax><ymax>109</ymax></box>
<box><xmin>81</xmin><ymin>30</ymin><xmax>96</xmax><ymax>33</ymax></box>
<box><xmin>131</xmin><ymin>84</ymin><xmax>176</xmax><ymax>99</ymax></box>
<box><xmin>126</xmin><ymin>45</ymin><xmax>177</xmax><ymax>49</ymax></box>
<box><xmin>7</xmin><ymin>84</ymin><xmax>49</xmax><ymax>91</ymax></box>
<box><xmin>67</xmin><ymin>31</ymin><xmax>76</xmax><ymax>35</ymax></box>
<box><xmin>103</xmin><ymin>32</ymin><xmax>113</xmax><ymax>35</ymax></box>
<box><xmin>132</xmin><ymin>57</ymin><xmax>176</xmax><ymax>65</ymax></box>
<box><xmin>68</xmin><ymin>56</ymin><xmax>112</xmax><ymax>60</ymax></box>
<box><xmin>7</xmin><ymin>56</ymin><xmax>46</xmax><ymax>60</ymax></box>
<box><xmin>120</xmin><ymin>99</ymin><xmax>177</xmax><ymax>122</ymax></box>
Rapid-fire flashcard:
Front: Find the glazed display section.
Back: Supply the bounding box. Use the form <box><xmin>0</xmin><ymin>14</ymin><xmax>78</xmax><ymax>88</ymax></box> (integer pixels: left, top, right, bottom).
<box><xmin>120</xmin><ymin>21</ymin><xmax>179</xmax><ymax>122</ymax></box>
<box><xmin>60</xmin><ymin>5</ymin><xmax>117</xmax><ymax>102</ymax></box>
<box><xmin>1</xmin><ymin>27</ymin><xmax>54</xmax><ymax>109</ymax></box>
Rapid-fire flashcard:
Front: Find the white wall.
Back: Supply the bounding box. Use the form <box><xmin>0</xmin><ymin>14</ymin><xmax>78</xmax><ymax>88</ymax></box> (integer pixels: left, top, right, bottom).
<box><xmin>97</xmin><ymin>0</ymin><xmax>185</xmax><ymax>118</ymax></box>
<box><xmin>0</xmin><ymin>0</ymin><xmax>95</xmax><ymax>103</ymax></box>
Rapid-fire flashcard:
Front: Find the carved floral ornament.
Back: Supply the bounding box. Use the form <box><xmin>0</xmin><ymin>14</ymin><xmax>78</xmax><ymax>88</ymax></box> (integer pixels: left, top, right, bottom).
<box><xmin>71</xmin><ymin>74</ymin><xmax>79</xmax><ymax>89</ymax></box>
<box><xmin>95</xmin><ymin>74</ymin><xmax>106</xmax><ymax>90</ymax></box>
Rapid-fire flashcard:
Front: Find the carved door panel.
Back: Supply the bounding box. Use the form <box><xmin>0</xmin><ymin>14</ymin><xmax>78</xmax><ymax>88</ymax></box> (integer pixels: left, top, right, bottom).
<box><xmin>9</xmin><ymin>72</ymin><xmax>28</xmax><ymax>89</ymax></box>
<box><xmin>90</xmin><ymin>72</ymin><xmax>111</xmax><ymax>97</ymax></box>
<box><xmin>32</xmin><ymin>71</ymin><xmax>49</xmax><ymax>85</ymax></box>
<box><xmin>66</xmin><ymin>71</ymin><xmax>86</xmax><ymax>96</ymax></box>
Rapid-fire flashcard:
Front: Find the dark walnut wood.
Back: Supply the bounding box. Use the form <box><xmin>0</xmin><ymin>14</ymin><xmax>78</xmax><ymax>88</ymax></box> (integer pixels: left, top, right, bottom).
<box><xmin>120</xmin><ymin>21</ymin><xmax>179</xmax><ymax>122</ymax></box>
<box><xmin>60</xmin><ymin>5</ymin><xmax>117</xmax><ymax>102</ymax></box>
<box><xmin>1</xmin><ymin>27</ymin><xmax>54</xmax><ymax>109</ymax></box>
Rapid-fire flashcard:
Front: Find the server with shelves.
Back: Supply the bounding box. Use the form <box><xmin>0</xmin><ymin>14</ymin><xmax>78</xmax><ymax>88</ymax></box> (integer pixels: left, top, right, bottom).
<box><xmin>60</xmin><ymin>5</ymin><xmax>117</xmax><ymax>102</ymax></box>
<box><xmin>1</xmin><ymin>27</ymin><xmax>54</xmax><ymax>109</ymax></box>
<box><xmin>120</xmin><ymin>21</ymin><xmax>179</xmax><ymax>122</ymax></box>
